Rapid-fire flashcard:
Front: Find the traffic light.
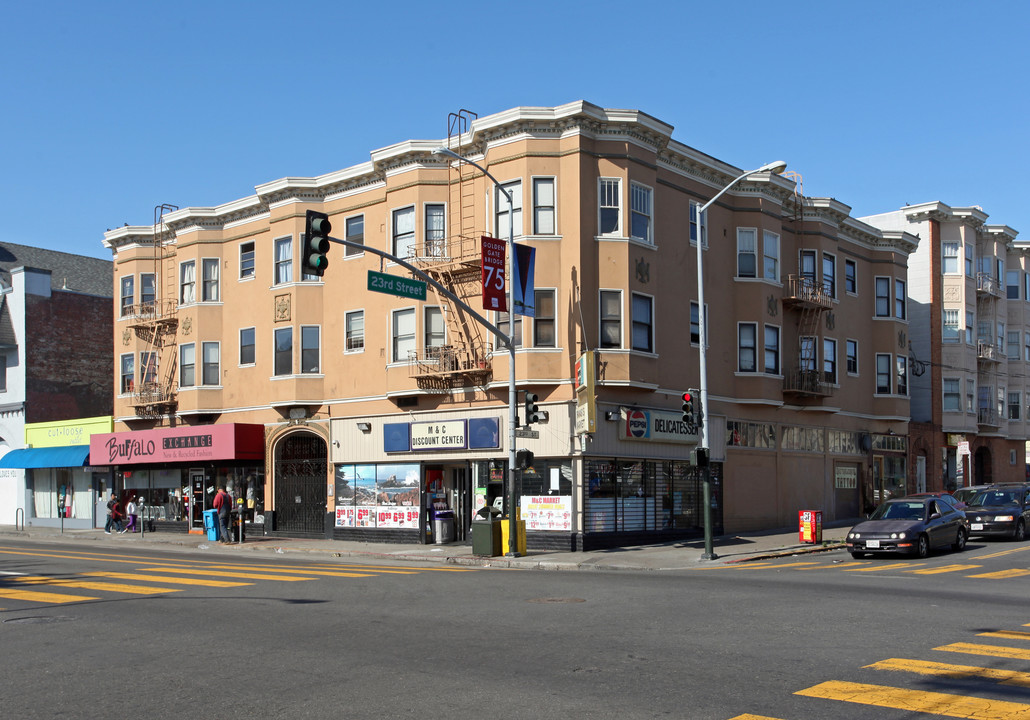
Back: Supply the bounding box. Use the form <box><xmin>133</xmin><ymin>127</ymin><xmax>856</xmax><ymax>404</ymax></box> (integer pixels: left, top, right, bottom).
<box><xmin>696</xmin><ymin>394</ymin><xmax>705</xmax><ymax>432</ymax></box>
<box><xmin>682</xmin><ymin>391</ymin><xmax>695</xmax><ymax>423</ymax></box>
<box><xmin>524</xmin><ymin>391</ymin><xmax>541</xmax><ymax>425</ymax></box>
<box><xmin>303</xmin><ymin>210</ymin><xmax>332</xmax><ymax>277</ymax></box>
<box><xmin>516</xmin><ymin>448</ymin><xmax>534</xmax><ymax>470</ymax></box>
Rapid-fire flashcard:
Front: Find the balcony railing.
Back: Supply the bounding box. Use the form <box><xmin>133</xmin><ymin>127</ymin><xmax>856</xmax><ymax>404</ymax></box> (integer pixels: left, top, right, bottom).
<box><xmin>977</xmin><ymin>341</ymin><xmax>1001</xmax><ymax>362</ymax></box>
<box><xmin>976</xmin><ymin>272</ymin><xmax>1002</xmax><ymax>297</ymax></box>
<box><xmin>783</xmin><ymin>275</ymin><xmax>833</xmax><ymax>310</ymax></box>
<box><xmin>977</xmin><ymin>407</ymin><xmax>1001</xmax><ymax>427</ymax></box>
<box><xmin>782</xmin><ymin>368</ymin><xmax>833</xmax><ymax>397</ymax></box>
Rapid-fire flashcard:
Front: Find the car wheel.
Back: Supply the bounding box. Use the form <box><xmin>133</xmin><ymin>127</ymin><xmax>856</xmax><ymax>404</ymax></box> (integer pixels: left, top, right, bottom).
<box><xmin>952</xmin><ymin>528</ymin><xmax>967</xmax><ymax>552</ymax></box>
<box><xmin>915</xmin><ymin>534</ymin><xmax>930</xmax><ymax>559</ymax></box>
<box><xmin>850</xmin><ymin>551</ymin><xmax>865</xmax><ymax>559</ymax></box>
<box><xmin>1014</xmin><ymin>520</ymin><xmax>1026</xmax><ymax>542</ymax></box>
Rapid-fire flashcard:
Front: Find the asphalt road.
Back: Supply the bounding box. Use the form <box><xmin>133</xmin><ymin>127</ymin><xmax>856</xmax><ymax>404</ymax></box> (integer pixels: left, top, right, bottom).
<box><xmin>1</xmin><ymin>538</ymin><xmax>1028</xmax><ymax>719</ymax></box>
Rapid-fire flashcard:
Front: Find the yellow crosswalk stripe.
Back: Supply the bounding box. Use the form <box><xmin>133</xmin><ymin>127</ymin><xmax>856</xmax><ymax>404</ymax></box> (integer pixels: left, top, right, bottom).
<box><xmin>979</xmin><ymin>630</ymin><xmax>1030</xmax><ymax>641</ymax></box>
<box><xmin>727</xmin><ymin>715</ymin><xmax>786</xmax><ymax>720</ymax></box>
<box><xmin>136</xmin><ymin>567</ymin><xmax>315</xmax><ymax>581</ymax></box>
<box><xmin>844</xmin><ymin>562</ymin><xmax>925</xmax><ymax>572</ymax></box>
<box><xmin>0</xmin><ymin>586</ymin><xmax>98</xmax><ymax>603</ymax></box>
<box><xmin>206</xmin><ymin>564</ymin><xmax>376</xmax><ymax>578</ymax></box>
<box><xmin>906</xmin><ymin>564</ymin><xmax>982</xmax><ymax>575</ymax></box>
<box><xmin>734</xmin><ymin>561</ymin><xmax>822</xmax><ymax>570</ymax></box>
<box><xmin>15</xmin><ymin>576</ymin><xmax>179</xmax><ymax>595</ymax></box>
<box><xmin>971</xmin><ymin>546</ymin><xmax>1030</xmax><ymax>560</ymax></box>
<box><xmin>866</xmin><ymin>657</ymin><xmax>1030</xmax><ymax>687</ymax></box>
<box><xmin>796</xmin><ymin>679</ymin><xmax>1030</xmax><ymax>718</ymax></box>
<box><xmin>797</xmin><ymin>561</ymin><xmax>867</xmax><ymax>570</ymax></box>
<box><xmin>84</xmin><ymin>572</ymin><xmax>250</xmax><ymax>588</ymax></box>
<box><xmin>936</xmin><ymin>642</ymin><xmax>1030</xmax><ymax>660</ymax></box>
<box><xmin>967</xmin><ymin>569</ymin><xmax>1030</xmax><ymax>579</ymax></box>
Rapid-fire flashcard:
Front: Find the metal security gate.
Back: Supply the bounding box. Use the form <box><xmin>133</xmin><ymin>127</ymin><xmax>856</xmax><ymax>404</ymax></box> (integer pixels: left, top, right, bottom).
<box><xmin>273</xmin><ymin>432</ymin><xmax>327</xmax><ymax>536</ymax></box>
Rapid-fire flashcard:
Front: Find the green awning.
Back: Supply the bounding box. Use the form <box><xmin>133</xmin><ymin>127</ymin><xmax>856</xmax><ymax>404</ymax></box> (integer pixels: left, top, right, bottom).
<box><xmin>0</xmin><ymin>445</ymin><xmax>91</xmax><ymax>469</ymax></box>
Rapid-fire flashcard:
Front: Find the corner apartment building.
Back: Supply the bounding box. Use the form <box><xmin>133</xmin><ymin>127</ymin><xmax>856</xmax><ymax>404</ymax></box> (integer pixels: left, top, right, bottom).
<box><xmin>100</xmin><ymin>102</ymin><xmax>915</xmax><ymax>549</ymax></box>
<box><xmin>862</xmin><ymin>203</ymin><xmax>1024</xmax><ymax>490</ymax></box>
<box><xmin>0</xmin><ymin>244</ymin><xmax>114</xmax><ymax>527</ymax></box>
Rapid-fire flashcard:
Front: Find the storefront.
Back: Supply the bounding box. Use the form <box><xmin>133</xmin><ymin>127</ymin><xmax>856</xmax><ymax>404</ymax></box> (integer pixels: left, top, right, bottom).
<box><xmin>89</xmin><ymin>423</ymin><xmax>266</xmax><ymax>534</ymax></box>
<box><xmin>0</xmin><ymin>416</ymin><xmax>114</xmax><ymax>529</ymax></box>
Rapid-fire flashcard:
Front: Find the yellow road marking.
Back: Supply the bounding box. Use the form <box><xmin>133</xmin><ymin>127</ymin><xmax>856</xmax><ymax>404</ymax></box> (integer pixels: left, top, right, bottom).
<box><xmin>906</xmin><ymin>564</ymin><xmax>982</xmax><ymax>575</ymax></box>
<box><xmin>866</xmin><ymin>657</ymin><xmax>1030</xmax><ymax>687</ymax></box>
<box><xmin>136</xmin><ymin>567</ymin><xmax>314</xmax><ymax>581</ymax></box>
<box><xmin>796</xmin><ymin>679</ymin><xmax>1030</xmax><ymax>718</ymax></box>
<box><xmin>797</xmin><ymin>561</ymin><xmax>868</xmax><ymax>570</ymax></box>
<box><xmin>967</xmin><ymin>569</ymin><xmax>1030</xmax><ymax>579</ymax></box>
<box><xmin>734</xmin><ymin>561</ymin><xmax>822</xmax><ymax>570</ymax></box>
<box><xmin>15</xmin><ymin>576</ymin><xmax>179</xmax><ymax>595</ymax></box>
<box><xmin>979</xmin><ymin>630</ymin><xmax>1030</xmax><ymax>641</ymax></box>
<box><xmin>971</xmin><ymin>546</ymin><xmax>1030</xmax><ymax>560</ymax></box>
<box><xmin>206</xmin><ymin>565</ymin><xmax>374</xmax><ymax>578</ymax></box>
<box><xmin>0</xmin><ymin>587</ymin><xmax>98</xmax><ymax>603</ymax></box>
<box><xmin>936</xmin><ymin>642</ymin><xmax>1030</xmax><ymax>660</ymax></box>
<box><xmin>83</xmin><ymin>572</ymin><xmax>250</xmax><ymax>588</ymax></box>
<box><xmin>727</xmin><ymin>715</ymin><xmax>786</xmax><ymax>720</ymax></box>
<box><xmin>844</xmin><ymin>562</ymin><xmax>925</xmax><ymax>572</ymax></box>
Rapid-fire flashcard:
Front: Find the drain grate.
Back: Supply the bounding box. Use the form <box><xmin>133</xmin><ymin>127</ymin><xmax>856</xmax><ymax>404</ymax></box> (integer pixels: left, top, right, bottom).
<box><xmin>527</xmin><ymin>597</ymin><xmax>586</xmax><ymax>604</ymax></box>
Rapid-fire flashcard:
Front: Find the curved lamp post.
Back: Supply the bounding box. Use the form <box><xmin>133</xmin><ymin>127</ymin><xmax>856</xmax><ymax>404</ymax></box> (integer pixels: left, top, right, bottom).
<box><xmin>696</xmin><ymin>160</ymin><xmax>787</xmax><ymax>560</ymax></box>
<box><xmin>433</xmin><ymin>146</ymin><xmax>520</xmax><ymax>556</ymax></box>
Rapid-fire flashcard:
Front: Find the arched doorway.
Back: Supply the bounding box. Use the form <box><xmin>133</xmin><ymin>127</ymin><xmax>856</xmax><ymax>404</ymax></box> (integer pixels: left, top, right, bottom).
<box><xmin>273</xmin><ymin>430</ymin><xmax>327</xmax><ymax>536</ymax></box>
<box><xmin>973</xmin><ymin>446</ymin><xmax>992</xmax><ymax>485</ymax></box>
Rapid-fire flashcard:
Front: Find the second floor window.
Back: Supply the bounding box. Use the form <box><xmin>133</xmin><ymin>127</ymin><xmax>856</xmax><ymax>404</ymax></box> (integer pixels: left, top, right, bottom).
<box><xmin>424</xmin><ymin>204</ymin><xmax>445</xmax><ymax>257</ymax></box>
<box><xmin>533</xmin><ymin>289</ymin><xmax>556</xmax><ymax>348</ymax></box>
<box><xmin>823</xmin><ymin>338</ymin><xmax>837</xmax><ymax>384</ymax></box>
<box><xmin>823</xmin><ymin>254</ymin><xmax>836</xmax><ymax>299</ymax></box>
<box><xmin>120</xmin><ymin>276</ymin><xmax>134</xmax><ymax>316</ymax></box>
<box><xmin>764</xmin><ymin>232</ymin><xmax>780</xmax><ymax>281</ymax></box>
<box><xmin>495</xmin><ymin>181</ymin><xmax>523</xmax><ymax>239</ymax></box>
<box><xmin>874</xmin><ymin>277</ymin><xmax>890</xmax><ymax>317</ymax></box>
<box><xmin>345</xmin><ymin>310</ymin><xmax>364</xmax><ymax>352</ymax></box>
<box><xmin>630</xmin><ymin>183</ymin><xmax>652</xmax><ymax>243</ymax></box>
<box><xmin>345</xmin><ymin>215</ymin><xmax>364</xmax><ymax>257</ymax></box>
<box><xmin>202</xmin><ymin>258</ymin><xmax>219</xmax><ymax>302</ymax></box>
<box><xmin>425</xmin><ymin>307</ymin><xmax>445</xmax><ymax>352</ymax></box>
<box><xmin>600</xmin><ymin>290</ymin><xmax>621</xmax><ymax>348</ymax></box>
<box><xmin>300</xmin><ymin>327</ymin><xmax>320</xmax><ymax>374</ymax></box>
<box><xmin>274</xmin><ymin>238</ymin><xmax>292</xmax><ymax>285</ymax></box>
<box><xmin>202</xmin><ymin>342</ymin><xmax>220</xmax><ymax>385</ymax></box>
<box><xmin>533</xmin><ymin>178</ymin><xmax>555</xmax><ymax>235</ymax></box>
<box><xmin>180</xmin><ymin>343</ymin><xmax>195</xmax><ymax>388</ymax></box>
<box><xmin>943</xmin><ymin>378</ymin><xmax>960</xmax><ymax>411</ymax></box>
<box><xmin>943</xmin><ymin>243</ymin><xmax>959</xmax><ymax>274</ymax></box>
<box><xmin>738</xmin><ymin>323</ymin><xmax>757</xmax><ymax>372</ymax></box>
<box><xmin>141</xmin><ymin>273</ymin><xmax>156</xmax><ymax>307</ymax></box>
<box><xmin>239</xmin><ymin>327</ymin><xmax>255</xmax><ymax>366</ymax></box>
<box><xmin>120</xmin><ymin>354</ymin><xmax>134</xmax><ymax>394</ymax></box>
<box><xmin>631</xmin><ymin>293</ymin><xmax>653</xmax><ymax>353</ymax></box>
<box><xmin>274</xmin><ymin>327</ymin><xmax>292</xmax><ymax>376</ymax></box>
<box><xmin>765</xmin><ymin>325</ymin><xmax>780</xmax><ymax>374</ymax></box>
<box><xmin>737</xmin><ymin>229</ymin><xmax>757</xmax><ymax>278</ymax></box>
<box><xmin>876</xmin><ymin>354</ymin><xmax>891</xmax><ymax>394</ymax></box>
<box><xmin>392</xmin><ymin>308</ymin><xmax>415</xmax><ymax>362</ymax></box>
<box><xmin>943</xmin><ymin>309</ymin><xmax>959</xmax><ymax>340</ymax></box>
<box><xmin>393</xmin><ymin>207</ymin><xmax>415</xmax><ymax>259</ymax></box>
<box><xmin>895</xmin><ymin>279</ymin><xmax>907</xmax><ymax>319</ymax></box>
<box><xmin>180</xmin><ymin>261</ymin><xmax>196</xmax><ymax>305</ymax></box>
<box><xmin>846</xmin><ymin>339</ymin><xmax>858</xmax><ymax>374</ymax></box>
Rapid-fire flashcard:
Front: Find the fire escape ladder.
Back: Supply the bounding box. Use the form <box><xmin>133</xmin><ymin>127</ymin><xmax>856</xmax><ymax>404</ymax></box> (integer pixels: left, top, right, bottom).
<box><xmin>782</xmin><ymin>273</ymin><xmax>832</xmax><ymax>398</ymax></box>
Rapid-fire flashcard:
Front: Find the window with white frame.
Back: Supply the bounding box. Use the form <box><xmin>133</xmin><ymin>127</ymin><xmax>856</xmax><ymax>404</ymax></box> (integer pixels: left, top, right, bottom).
<box><xmin>300</xmin><ymin>327</ymin><xmax>320</xmax><ymax>374</ymax></box>
<box><xmin>140</xmin><ymin>352</ymin><xmax>157</xmax><ymax>387</ymax></box>
<box><xmin>1008</xmin><ymin>391</ymin><xmax>1021</xmax><ymax>420</ymax></box>
<box><xmin>345</xmin><ymin>215</ymin><xmax>364</xmax><ymax>257</ymax></box>
<box><xmin>631</xmin><ymin>293</ymin><xmax>654</xmax><ymax>353</ymax></box>
<box><xmin>345</xmin><ymin>311</ymin><xmax>364</xmax><ymax>353</ymax></box>
<box><xmin>823</xmin><ymin>254</ymin><xmax>836</xmax><ymax>299</ymax></box>
<box><xmin>240</xmin><ymin>241</ymin><xmax>255</xmax><ymax>279</ymax></box>
<box><xmin>689</xmin><ymin>201</ymin><xmax>706</xmax><ymax>247</ymax></box>
<box><xmin>943</xmin><ymin>378</ymin><xmax>960</xmax><ymax>411</ymax></box>
<box><xmin>202</xmin><ymin>342</ymin><xmax>220</xmax><ymax>385</ymax></box>
<box><xmin>874</xmin><ymin>277</ymin><xmax>890</xmax><ymax>317</ymax></box>
<box><xmin>495</xmin><ymin>181</ymin><xmax>523</xmax><ymax>239</ymax></box>
<box><xmin>392</xmin><ymin>308</ymin><xmax>415</xmax><ymax>362</ymax></box>
<box><xmin>998</xmin><ymin>385</ymin><xmax>1006</xmax><ymax>418</ymax></box>
<box><xmin>895</xmin><ymin>279</ymin><xmax>906</xmax><ymax>319</ymax></box>
<box><xmin>764</xmin><ymin>325</ymin><xmax>780</xmax><ymax>374</ymax></box>
<box><xmin>392</xmin><ymin>207</ymin><xmax>415</xmax><ymax>259</ymax></box>
<box><xmin>598</xmin><ymin>178</ymin><xmax>621</xmax><ymax>236</ymax></box>
<box><xmin>274</xmin><ymin>237</ymin><xmax>292</xmax><ymax>285</ymax></box>
<box><xmin>274</xmin><ymin>327</ymin><xmax>292</xmax><ymax>376</ymax></box>
<box><xmin>845</xmin><ymin>259</ymin><xmax>857</xmax><ymax>294</ymax></box>
<box><xmin>600</xmin><ymin>290</ymin><xmax>621</xmax><ymax>348</ymax></box>
<box><xmin>943</xmin><ymin>309</ymin><xmax>960</xmax><ymax>340</ymax></box>
<box><xmin>179</xmin><ymin>343</ymin><xmax>195</xmax><ymax>388</ymax></box>
<box><xmin>737</xmin><ymin>228</ymin><xmax>757</xmax><ymax>278</ymax></box>
<box><xmin>1008</xmin><ymin>270</ymin><xmax>1020</xmax><ymax>299</ymax></box>
<box><xmin>120</xmin><ymin>354</ymin><xmax>134</xmax><ymax>394</ymax></box>
<box><xmin>997</xmin><ymin>258</ymin><xmax>1004</xmax><ymax>282</ymax></box>
<box><xmin>533</xmin><ymin>178</ymin><xmax>555</xmax><ymax>235</ymax></box>
<box><xmin>764</xmin><ymin>231</ymin><xmax>780</xmax><ymax>281</ymax></box>
<box><xmin>1008</xmin><ymin>331</ymin><xmax>1020</xmax><ymax>360</ymax></box>
<box><xmin>301</xmin><ymin>233</ymin><xmax>320</xmax><ymax>282</ymax></box>
<box><xmin>239</xmin><ymin>327</ymin><xmax>255</xmax><ymax>366</ymax></box>
<box><xmin>533</xmin><ymin>289</ymin><xmax>556</xmax><ymax>348</ymax></box>
<box><xmin>800</xmin><ymin>250</ymin><xmax>817</xmax><ymax>285</ymax></box>
<box><xmin>120</xmin><ymin>276</ymin><xmax>134</xmax><ymax>316</ymax></box>
<box><xmin>800</xmin><ymin>336</ymin><xmax>816</xmax><ymax>371</ymax></box>
<box><xmin>424</xmin><ymin>307</ymin><xmax>445</xmax><ymax>353</ymax></box>
<box><xmin>141</xmin><ymin>273</ymin><xmax>156</xmax><ymax>307</ymax></box>
<box><xmin>630</xmin><ymin>183</ymin><xmax>652</xmax><ymax>243</ymax></box>
<box><xmin>824</xmin><ymin>338</ymin><xmax>837</xmax><ymax>384</ymax></box>
<box><xmin>496</xmin><ymin>311</ymin><xmax>522</xmax><ymax>349</ymax></box>
<box><xmin>424</xmin><ymin>204</ymin><xmax>445</xmax><ymax>257</ymax></box>
<box><xmin>896</xmin><ymin>355</ymin><xmax>907</xmax><ymax>396</ymax></box>
<box><xmin>738</xmin><ymin>323</ymin><xmax>757</xmax><ymax>372</ymax></box>
<box><xmin>846</xmin><ymin>339</ymin><xmax>858</xmax><ymax>374</ymax></box>
<box><xmin>202</xmin><ymin>258</ymin><xmax>219</xmax><ymax>302</ymax></box>
<box><xmin>965</xmin><ymin>243</ymin><xmax>974</xmax><ymax>277</ymax></box>
<box><xmin>943</xmin><ymin>243</ymin><xmax>959</xmax><ymax>274</ymax></box>
<box><xmin>966</xmin><ymin>310</ymin><xmax>975</xmax><ymax>344</ymax></box>
<box><xmin>180</xmin><ymin>260</ymin><xmax>196</xmax><ymax>304</ymax></box>
<box><xmin>875</xmin><ymin>353</ymin><xmax>891</xmax><ymax>394</ymax></box>
<box><xmin>966</xmin><ymin>379</ymin><xmax>975</xmax><ymax>413</ymax></box>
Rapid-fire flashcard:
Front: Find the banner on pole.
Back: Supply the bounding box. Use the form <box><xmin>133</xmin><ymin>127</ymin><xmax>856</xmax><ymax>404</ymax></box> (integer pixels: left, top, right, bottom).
<box><xmin>481</xmin><ymin>236</ymin><xmax>506</xmax><ymax>311</ymax></box>
<box><xmin>512</xmin><ymin>243</ymin><xmax>536</xmax><ymax>317</ymax></box>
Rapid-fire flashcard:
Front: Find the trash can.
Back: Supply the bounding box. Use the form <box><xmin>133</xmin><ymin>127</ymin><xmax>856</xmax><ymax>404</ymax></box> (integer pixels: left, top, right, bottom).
<box><xmin>432</xmin><ymin>509</ymin><xmax>455</xmax><ymax>545</ymax></box>
<box><xmin>203</xmin><ymin>509</ymin><xmax>219</xmax><ymax>542</ymax></box>
<box><xmin>798</xmin><ymin>510</ymin><xmax>822</xmax><ymax>544</ymax></box>
<box><xmin>500</xmin><ymin>515</ymin><xmax>527</xmax><ymax>555</ymax></box>
<box><xmin>472</xmin><ymin>506</ymin><xmax>502</xmax><ymax>556</ymax></box>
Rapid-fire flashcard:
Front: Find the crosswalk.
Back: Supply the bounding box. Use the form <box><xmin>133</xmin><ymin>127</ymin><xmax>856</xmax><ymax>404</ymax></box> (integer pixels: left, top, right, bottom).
<box><xmin>0</xmin><ymin>546</ymin><xmax>477</xmax><ymax>609</ymax></box>
<box><xmin>728</xmin><ymin>622</ymin><xmax>1030</xmax><ymax>719</ymax></box>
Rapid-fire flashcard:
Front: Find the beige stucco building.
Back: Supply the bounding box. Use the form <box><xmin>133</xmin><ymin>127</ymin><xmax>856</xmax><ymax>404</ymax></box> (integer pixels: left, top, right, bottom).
<box><xmin>101</xmin><ymin>101</ymin><xmax>917</xmax><ymax>548</ymax></box>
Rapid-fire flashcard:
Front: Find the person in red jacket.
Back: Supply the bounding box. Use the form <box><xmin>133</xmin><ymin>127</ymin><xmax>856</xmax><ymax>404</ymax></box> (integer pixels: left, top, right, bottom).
<box><xmin>212</xmin><ymin>486</ymin><xmax>232</xmax><ymax>544</ymax></box>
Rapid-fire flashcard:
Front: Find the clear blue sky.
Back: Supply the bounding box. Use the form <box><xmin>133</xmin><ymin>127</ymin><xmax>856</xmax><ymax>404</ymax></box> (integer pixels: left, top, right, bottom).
<box><xmin>2</xmin><ymin>1</ymin><xmax>1027</xmax><ymax>261</ymax></box>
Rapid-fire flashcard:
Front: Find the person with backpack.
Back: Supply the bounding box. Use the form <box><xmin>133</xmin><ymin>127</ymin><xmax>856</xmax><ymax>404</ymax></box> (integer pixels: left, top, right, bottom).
<box><xmin>104</xmin><ymin>496</ymin><xmax>125</xmax><ymax>534</ymax></box>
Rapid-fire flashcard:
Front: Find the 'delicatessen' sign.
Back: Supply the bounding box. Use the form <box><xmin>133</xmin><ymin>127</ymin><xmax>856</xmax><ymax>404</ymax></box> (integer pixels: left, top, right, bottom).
<box><xmin>620</xmin><ymin>408</ymin><xmax>698</xmax><ymax>445</ymax></box>
<box><xmin>89</xmin><ymin>424</ymin><xmax>265</xmax><ymax>465</ymax></box>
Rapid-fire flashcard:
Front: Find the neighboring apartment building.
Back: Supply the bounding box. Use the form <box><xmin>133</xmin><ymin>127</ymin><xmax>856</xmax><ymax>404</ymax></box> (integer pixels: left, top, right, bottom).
<box><xmin>0</xmin><ymin>243</ymin><xmax>114</xmax><ymax>527</ymax></box>
<box><xmin>862</xmin><ymin>203</ymin><xmax>1024</xmax><ymax>490</ymax></box>
<box><xmin>100</xmin><ymin>102</ymin><xmax>915</xmax><ymax>549</ymax></box>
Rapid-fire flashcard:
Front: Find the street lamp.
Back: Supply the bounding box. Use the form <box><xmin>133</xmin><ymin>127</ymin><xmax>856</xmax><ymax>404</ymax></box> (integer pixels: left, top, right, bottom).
<box><xmin>695</xmin><ymin>160</ymin><xmax>787</xmax><ymax>560</ymax></box>
<box><xmin>433</xmin><ymin>146</ymin><xmax>520</xmax><ymax>557</ymax></box>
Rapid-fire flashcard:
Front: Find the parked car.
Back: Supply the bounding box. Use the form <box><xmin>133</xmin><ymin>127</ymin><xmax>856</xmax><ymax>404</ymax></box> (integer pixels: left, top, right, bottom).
<box><xmin>846</xmin><ymin>496</ymin><xmax>968</xmax><ymax>559</ymax></box>
<box><xmin>964</xmin><ymin>484</ymin><xmax>1030</xmax><ymax>541</ymax></box>
<box><xmin>952</xmin><ymin>484</ymin><xmax>996</xmax><ymax>507</ymax></box>
<box><xmin>906</xmin><ymin>491</ymin><xmax>965</xmax><ymax>510</ymax></box>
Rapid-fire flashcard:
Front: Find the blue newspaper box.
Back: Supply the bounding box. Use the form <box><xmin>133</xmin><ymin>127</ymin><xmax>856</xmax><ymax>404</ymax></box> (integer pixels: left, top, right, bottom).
<box><xmin>203</xmin><ymin>509</ymin><xmax>220</xmax><ymax>541</ymax></box>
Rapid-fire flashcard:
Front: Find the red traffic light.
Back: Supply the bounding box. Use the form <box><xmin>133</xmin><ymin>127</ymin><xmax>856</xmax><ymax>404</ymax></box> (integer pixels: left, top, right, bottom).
<box><xmin>682</xmin><ymin>392</ymin><xmax>693</xmax><ymax>402</ymax></box>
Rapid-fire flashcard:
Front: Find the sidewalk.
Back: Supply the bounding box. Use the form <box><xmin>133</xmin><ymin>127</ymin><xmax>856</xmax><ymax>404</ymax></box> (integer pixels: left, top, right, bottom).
<box><xmin>0</xmin><ymin>523</ymin><xmax>849</xmax><ymax>572</ymax></box>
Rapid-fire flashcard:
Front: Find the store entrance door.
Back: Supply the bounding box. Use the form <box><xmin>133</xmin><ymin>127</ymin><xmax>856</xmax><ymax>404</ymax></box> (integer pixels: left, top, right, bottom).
<box><xmin>273</xmin><ymin>431</ymin><xmax>327</xmax><ymax>537</ymax></box>
<box><xmin>189</xmin><ymin>468</ymin><xmax>209</xmax><ymax>531</ymax></box>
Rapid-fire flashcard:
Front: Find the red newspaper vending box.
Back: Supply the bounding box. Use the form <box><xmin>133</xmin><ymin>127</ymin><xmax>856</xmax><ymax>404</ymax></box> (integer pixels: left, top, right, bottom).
<box><xmin>799</xmin><ymin>510</ymin><xmax>822</xmax><ymax>544</ymax></box>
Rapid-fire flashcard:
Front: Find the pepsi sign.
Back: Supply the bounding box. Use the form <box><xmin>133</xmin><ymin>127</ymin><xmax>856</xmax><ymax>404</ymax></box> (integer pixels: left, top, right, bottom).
<box><xmin>621</xmin><ymin>408</ymin><xmax>698</xmax><ymax>444</ymax></box>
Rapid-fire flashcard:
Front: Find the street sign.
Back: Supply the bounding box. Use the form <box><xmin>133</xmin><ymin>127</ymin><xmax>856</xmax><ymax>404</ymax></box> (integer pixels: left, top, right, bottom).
<box><xmin>514</xmin><ymin>428</ymin><xmax>539</xmax><ymax>439</ymax></box>
<box><xmin>367</xmin><ymin>270</ymin><xmax>427</xmax><ymax>301</ymax></box>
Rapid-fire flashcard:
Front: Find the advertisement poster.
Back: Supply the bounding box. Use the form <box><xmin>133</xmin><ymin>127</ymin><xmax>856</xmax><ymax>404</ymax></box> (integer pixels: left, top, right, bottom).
<box><xmin>522</xmin><ymin>495</ymin><xmax>572</xmax><ymax>531</ymax></box>
<box><xmin>481</xmin><ymin>235</ymin><xmax>506</xmax><ymax>311</ymax></box>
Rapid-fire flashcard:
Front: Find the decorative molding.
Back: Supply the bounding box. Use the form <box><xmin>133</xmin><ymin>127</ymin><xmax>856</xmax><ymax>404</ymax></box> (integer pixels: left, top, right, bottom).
<box><xmin>274</xmin><ymin>294</ymin><xmax>291</xmax><ymax>322</ymax></box>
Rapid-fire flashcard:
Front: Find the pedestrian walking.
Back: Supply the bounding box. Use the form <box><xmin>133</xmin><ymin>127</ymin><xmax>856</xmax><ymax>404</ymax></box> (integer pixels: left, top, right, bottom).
<box><xmin>213</xmin><ymin>485</ymin><xmax>232</xmax><ymax>544</ymax></box>
<box><xmin>125</xmin><ymin>497</ymin><xmax>138</xmax><ymax>532</ymax></box>
<box><xmin>105</xmin><ymin>497</ymin><xmax>126</xmax><ymax>534</ymax></box>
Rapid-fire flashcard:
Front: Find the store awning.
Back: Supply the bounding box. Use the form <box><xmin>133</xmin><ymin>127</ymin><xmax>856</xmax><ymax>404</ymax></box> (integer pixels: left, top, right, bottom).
<box><xmin>0</xmin><ymin>445</ymin><xmax>91</xmax><ymax>469</ymax></box>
